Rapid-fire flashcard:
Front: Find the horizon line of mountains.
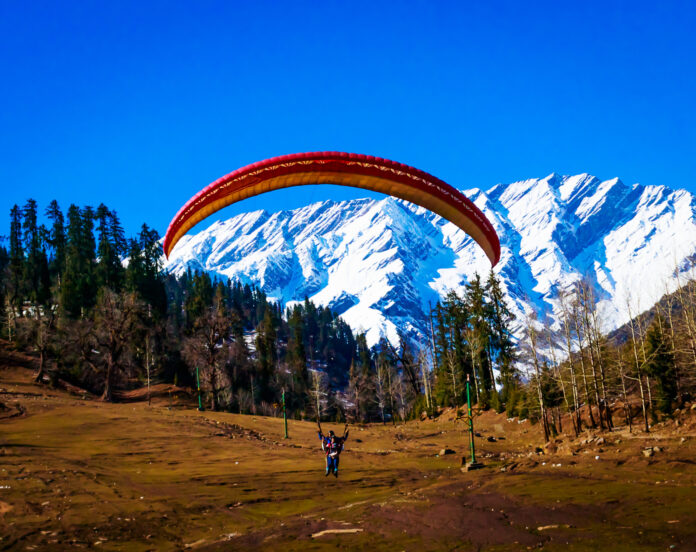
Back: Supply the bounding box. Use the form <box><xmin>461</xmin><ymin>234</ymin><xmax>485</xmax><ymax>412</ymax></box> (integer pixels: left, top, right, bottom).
<box><xmin>164</xmin><ymin>172</ymin><xmax>696</xmax><ymax>347</ymax></box>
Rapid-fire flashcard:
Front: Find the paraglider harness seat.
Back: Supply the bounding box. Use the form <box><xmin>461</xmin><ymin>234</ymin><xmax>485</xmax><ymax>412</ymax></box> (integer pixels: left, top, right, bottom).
<box><xmin>318</xmin><ymin>423</ymin><xmax>349</xmax><ymax>477</ymax></box>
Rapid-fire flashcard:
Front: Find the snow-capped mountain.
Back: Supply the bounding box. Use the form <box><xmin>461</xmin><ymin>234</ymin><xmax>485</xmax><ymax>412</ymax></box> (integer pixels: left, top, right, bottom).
<box><xmin>164</xmin><ymin>173</ymin><xmax>696</xmax><ymax>347</ymax></box>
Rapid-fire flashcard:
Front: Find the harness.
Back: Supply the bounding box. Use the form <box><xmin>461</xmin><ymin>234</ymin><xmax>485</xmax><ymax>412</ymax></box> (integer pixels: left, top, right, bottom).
<box><xmin>318</xmin><ymin>424</ymin><xmax>349</xmax><ymax>459</ymax></box>
<box><xmin>319</xmin><ymin>433</ymin><xmax>345</xmax><ymax>457</ymax></box>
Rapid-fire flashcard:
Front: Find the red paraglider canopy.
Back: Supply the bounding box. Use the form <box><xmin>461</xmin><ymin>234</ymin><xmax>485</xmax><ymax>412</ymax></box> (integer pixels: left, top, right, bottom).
<box><xmin>163</xmin><ymin>152</ymin><xmax>500</xmax><ymax>265</ymax></box>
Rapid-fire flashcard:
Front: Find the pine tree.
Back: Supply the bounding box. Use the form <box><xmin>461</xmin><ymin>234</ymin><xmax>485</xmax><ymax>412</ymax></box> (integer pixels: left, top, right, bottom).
<box><xmin>22</xmin><ymin>199</ymin><xmax>43</xmax><ymax>304</ymax></box>
<box><xmin>95</xmin><ymin>204</ymin><xmax>125</xmax><ymax>292</ymax></box>
<box><xmin>486</xmin><ymin>270</ymin><xmax>517</xmax><ymax>411</ymax></box>
<box><xmin>645</xmin><ymin>315</ymin><xmax>677</xmax><ymax>414</ymax></box>
<box><xmin>60</xmin><ymin>205</ymin><xmax>97</xmax><ymax>317</ymax></box>
<box><xmin>356</xmin><ymin>333</ymin><xmax>372</xmax><ymax>377</ymax></box>
<box><xmin>255</xmin><ymin>307</ymin><xmax>278</xmax><ymax>398</ymax></box>
<box><xmin>0</xmin><ymin>245</ymin><xmax>10</xmax><ymax>339</ymax></box>
<box><xmin>45</xmin><ymin>200</ymin><xmax>66</xmax><ymax>281</ymax></box>
<box><xmin>288</xmin><ymin>306</ymin><xmax>308</xmax><ymax>387</ymax></box>
<box><xmin>8</xmin><ymin>205</ymin><xmax>24</xmax><ymax>309</ymax></box>
<box><xmin>138</xmin><ymin>224</ymin><xmax>166</xmax><ymax>314</ymax></box>
<box><xmin>466</xmin><ymin>273</ymin><xmax>494</xmax><ymax>407</ymax></box>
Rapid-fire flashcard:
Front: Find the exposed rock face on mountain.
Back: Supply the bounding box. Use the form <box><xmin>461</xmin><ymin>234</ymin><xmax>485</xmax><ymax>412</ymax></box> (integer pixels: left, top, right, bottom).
<box><xmin>164</xmin><ymin>173</ymin><xmax>696</xmax><ymax>346</ymax></box>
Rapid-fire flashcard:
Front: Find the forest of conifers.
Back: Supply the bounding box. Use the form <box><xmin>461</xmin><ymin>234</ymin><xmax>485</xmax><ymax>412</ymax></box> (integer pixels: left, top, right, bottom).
<box><xmin>2</xmin><ymin>199</ymin><xmax>695</xmax><ymax>437</ymax></box>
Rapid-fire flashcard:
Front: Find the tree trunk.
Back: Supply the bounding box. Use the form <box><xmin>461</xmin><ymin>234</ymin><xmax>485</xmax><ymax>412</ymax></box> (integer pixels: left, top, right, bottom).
<box><xmin>617</xmin><ymin>355</ymin><xmax>632</xmax><ymax>433</ymax></box>
<box><xmin>528</xmin><ymin>322</ymin><xmax>550</xmax><ymax>442</ymax></box>
<box><xmin>386</xmin><ymin>365</ymin><xmax>396</xmax><ymax>425</ymax></box>
<box><xmin>34</xmin><ymin>350</ymin><xmax>46</xmax><ymax>383</ymax></box>
<box><xmin>587</xmin><ymin>294</ymin><xmax>613</xmax><ymax>430</ymax></box>
<box><xmin>638</xmin><ymin>375</ymin><xmax>650</xmax><ymax>433</ymax></box>
<box><xmin>580</xmin><ymin>296</ymin><xmax>605</xmax><ymax>431</ymax></box>
<box><xmin>664</xmin><ymin>299</ymin><xmax>683</xmax><ymax>403</ymax></box>
<box><xmin>560</xmin><ymin>295</ymin><xmax>582</xmax><ymax>435</ymax></box>
<box><xmin>627</xmin><ymin>300</ymin><xmax>649</xmax><ymax>429</ymax></box>
<box><xmin>101</xmin><ymin>356</ymin><xmax>114</xmax><ymax>402</ymax></box>
<box><xmin>209</xmin><ymin>367</ymin><xmax>217</xmax><ymax>411</ymax></box>
<box><xmin>573</xmin><ymin>310</ymin><xmax>596</xmax><ymax>429</ymax></box>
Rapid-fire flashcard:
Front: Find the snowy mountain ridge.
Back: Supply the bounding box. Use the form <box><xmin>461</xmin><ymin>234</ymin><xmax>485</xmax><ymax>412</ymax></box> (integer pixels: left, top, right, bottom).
<box><xmin>164</xmin><ymin>173</ymin><xmax>696</xmax><ymax>347</ymax></box>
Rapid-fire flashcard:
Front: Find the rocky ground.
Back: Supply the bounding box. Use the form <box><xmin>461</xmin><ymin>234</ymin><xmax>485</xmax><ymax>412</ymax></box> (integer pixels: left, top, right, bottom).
<box><xmin>1</xmin><ymin>347</ymin><xmax>696</xmax><ymax>551</ymax></box>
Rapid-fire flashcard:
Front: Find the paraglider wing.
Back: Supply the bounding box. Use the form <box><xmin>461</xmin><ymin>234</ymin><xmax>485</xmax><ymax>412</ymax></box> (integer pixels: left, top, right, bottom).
<box><xmin>163</xmin><ymin>152</ymin><xmax>500</xmax><ymax>265</ymax></box>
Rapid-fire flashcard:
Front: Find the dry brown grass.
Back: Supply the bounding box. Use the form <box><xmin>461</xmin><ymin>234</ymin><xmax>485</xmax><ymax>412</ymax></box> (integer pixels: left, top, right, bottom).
<box><xmin>1</xmin><ymin>358</ymin><xmax>696</xmax><ymax>551</ymax></box>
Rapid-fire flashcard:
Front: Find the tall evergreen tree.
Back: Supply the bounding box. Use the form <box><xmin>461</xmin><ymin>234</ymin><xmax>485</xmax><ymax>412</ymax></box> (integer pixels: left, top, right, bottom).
<box><xmin>60</xmin><ymin>205</ymin><xmax>97</xmax><ymax>317</ymax></box>
<box><xmin>255</xmin><ymin>307</ymin><xmax>278</xmax><ymax>397</ymax></box>
<box><xmin>288</xmin><ymin>306</ymin><xmax>308</xmax><ymax>386</ymax></box>
<box><xmin>645</xmin><ymin>315</ymin><xmax>677</xmax><ymax>414</ymax></box>
<box><xmin>95</xmin><ymin>204</ymin><xmax>125</xmax><ymax>292</ymax></box>
<box><xmin>96</xmin><ymin>205</ymin><xmax>117</xmax><ymax>290</ymax></box>
<box><xmin>486</xmin><ymin>270</ymin><xmax>517</xmax><ymax>409</ymax></box>
<box><xmin>356</xmin><ymin>333</ymin><xmax>372</xmax><ymax>377</ymax></box>
<box><xmin>22</xmin><ymin>199</ymin><xmax>43</xmax><ymax>304</ymax></box>
<box><xmin>465</xmin><ymin>275</ymin><xmax>493</xmax><ymax>403</ymax></box>
<box><xmin>8</xmin><ymin>205</ymin><xmax>24</xmax><ymax>308</ymax></box>
<box><xmin>45</xmin><ymin>200</ymin><xmax>66</xmax><ymax>279</ymax></box>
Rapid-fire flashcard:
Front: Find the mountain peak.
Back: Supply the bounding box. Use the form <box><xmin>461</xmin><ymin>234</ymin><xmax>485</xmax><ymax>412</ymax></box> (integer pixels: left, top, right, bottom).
<box><xmin>164</xmin><ymin>173</ymin><xmax>696</xmax><ymax>348</ymax></box>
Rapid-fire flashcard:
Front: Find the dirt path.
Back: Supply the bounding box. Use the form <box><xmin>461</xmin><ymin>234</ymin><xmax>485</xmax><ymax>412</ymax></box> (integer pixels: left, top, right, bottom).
<box><xmin>1</xmin><ymin>361</ymin><xmax>696</xmax><ymax>551</ymax></box>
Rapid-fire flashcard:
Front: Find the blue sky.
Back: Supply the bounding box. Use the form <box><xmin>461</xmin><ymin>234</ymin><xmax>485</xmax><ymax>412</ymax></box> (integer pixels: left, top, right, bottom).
<box><xmin>1</xmin><ymin>0</ymin><xmax>694</xmax><ymax>239</ymax></box>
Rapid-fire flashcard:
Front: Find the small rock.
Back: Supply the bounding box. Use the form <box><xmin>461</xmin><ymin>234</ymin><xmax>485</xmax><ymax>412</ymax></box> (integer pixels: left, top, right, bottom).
<box><xmin>439</xmin><ymin>448</ymin><xmax>455</xmax><ymax>456</ymax></box>
<box><xmin>690</xmin><ymin>403</ymin><xmax>696</xmax><ymax>411</ymax></box>
<box><xmin>653</xmin><ymin>446</ymin><xmax>662</xmax><ymax>453</ymax></box>
<box><xmin>487</xmin><ymin>436</ymin><xmax>497</xmax><ymax>443</ymax></box>
<box><xmin>595</xmin><ymin>437</ymin><xmax>605</xmax><ymax>445</ymax></box>
<box><xmin>642</xmin><ymin>448</ymin><xmax>654</xmax><ymax>458</ymax></box>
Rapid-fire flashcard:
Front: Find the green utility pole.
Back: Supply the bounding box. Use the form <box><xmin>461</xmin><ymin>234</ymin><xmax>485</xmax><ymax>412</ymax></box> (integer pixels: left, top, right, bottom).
<box><xmin>196</xmin><ymin>366</ymin><xmax>203</xmax><ymax>411</ymax></box>
<box><xmin>463</xmin><ymin>374</ymin><xmax>483</xmax><ymax>471</ymax></box>
<box><xmin>282</xmin><ymin>389</ymin><xmax>289</xmax><ymax>439</ymax></box>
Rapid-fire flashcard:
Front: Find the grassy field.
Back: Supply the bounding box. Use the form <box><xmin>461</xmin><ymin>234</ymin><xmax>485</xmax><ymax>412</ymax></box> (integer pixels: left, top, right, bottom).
<box><xmin>2</xmin><ymin>354</ymin><xmax>696</xmax><ymax>551</ymax></box>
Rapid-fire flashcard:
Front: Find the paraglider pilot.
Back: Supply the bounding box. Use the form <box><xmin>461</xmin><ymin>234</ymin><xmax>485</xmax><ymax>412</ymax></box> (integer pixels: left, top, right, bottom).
<box><xmin>318</xmin><ymin>423</ymin><xmax>349</xmax><ymax>477</ymax></box>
